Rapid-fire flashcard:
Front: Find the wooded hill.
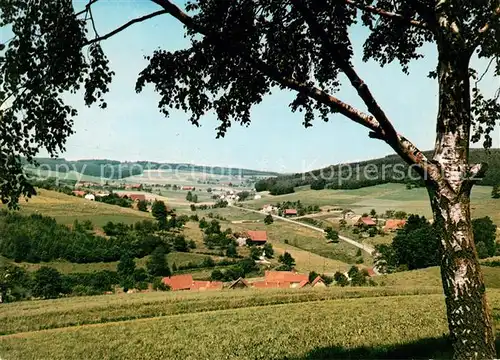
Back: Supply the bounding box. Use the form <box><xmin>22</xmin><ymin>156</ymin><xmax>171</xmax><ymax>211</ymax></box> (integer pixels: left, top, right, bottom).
<box><xmin>27</xmin><ymin>158</ymin><xmax>279</xmax><ymax>180</ymax></box>
<box><xmin>256</xmin><ymin>148</ymin><xmax>500</xmax><ymax>193</ymax></box>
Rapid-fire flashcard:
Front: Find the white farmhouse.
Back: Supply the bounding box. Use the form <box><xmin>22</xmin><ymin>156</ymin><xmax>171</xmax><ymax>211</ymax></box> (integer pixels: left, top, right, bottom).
<box><xmin>84</xmin><ymin>194</ymin><xmax>96</xmax><ymax>201</ymax></box>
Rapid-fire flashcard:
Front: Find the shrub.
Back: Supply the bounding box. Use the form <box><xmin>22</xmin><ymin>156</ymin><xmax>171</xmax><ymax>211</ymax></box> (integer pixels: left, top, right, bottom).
<box><xmin>32</xmin><ymin>267</ymin><xmax>63</xmax><ymax>299</ymax></box>
<box><xmin>152</xmin><ymin>278</ymin><xmax>170</xmax><ymax>291</ymax></box>
<box><xmin>71</xmin><ymin>285</ymin><xmax>100</xmax><ymax>297</ymax></box>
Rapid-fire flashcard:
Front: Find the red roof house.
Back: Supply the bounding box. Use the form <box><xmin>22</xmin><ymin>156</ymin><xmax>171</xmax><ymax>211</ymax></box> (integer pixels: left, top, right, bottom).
<box><xmin>162</xmin><ymin>274</ymin><xmax>194</xmax><ymax>291</ymax></box>
<box><xmin>182</xmin><ymin>186</ymin><xmax>195</xmax><ymax>191</ymax></box>
<box><xmin>229</xmin><ymin>277</ymin><xmax>249</xmax><ymax>289</ymax></box>
<box><xmin>191</xmin><ymin>281</ymin><xmax>223</xmax><ymax>291</ymax></box>
<box><xmin>383</xmin><ymin>219</ymin><xmax>406</xmax><ymax>232</ymax></box>
<box><xmin>246</xmin><ymin>230</ymin><xmax>268</xmax><ymax>244</ymax></box>
<box><xmin>252</xmin><ymin>281</ymin><xmax>291</xmax><ymax>289</ymax></box>
<box><xmin>366</xmin><ymin>267</ymin><xmax>377</xmax><ymax>277</ymax></box>
<box><xmin>284</xmin><ymin>209</ymin><xmax>298</xmax><ymax>216</ymax></box>
<box><xmin>129</xmin><ymin>194</ymin><xmax>146</xmax><ymax>202</ymax></box>
<box><xmin>265</xmin><ymin>271</ymin><xmax>308</xmax><ymax>284</ymax></box>
<box><xmin>311</xmin><ymin>276</ymin><xmax>327</xmax><ymax>288</ymax></box>
<box><xmin>72</xmin><ymin>190</ymin><xmax>86</xmax><ymax>197</ymax></box>
<box><xmin>356</xmin><ymin>217</ymin><xmax>377</xmax><ymax>227</ymax></box>
<box><xmin>161</xmin><ymin>275</ymin><xmax>222</xmax><ymax>291</ymax></box>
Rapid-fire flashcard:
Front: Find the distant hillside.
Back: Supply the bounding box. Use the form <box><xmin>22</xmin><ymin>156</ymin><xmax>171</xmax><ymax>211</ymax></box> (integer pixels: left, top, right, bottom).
<box><xmin>255</xmin><ymin>148</ymin><xmax>500</xmax><ymax>193</ymax></box>
<box><xmin>27</xmin><ymin>158</ymin><xmax>279</xmax><ymax>180</ymax></box>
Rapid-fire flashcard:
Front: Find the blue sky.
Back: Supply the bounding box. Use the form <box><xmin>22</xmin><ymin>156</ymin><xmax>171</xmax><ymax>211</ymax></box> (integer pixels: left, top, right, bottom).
<box><xmin>58</xmin><ymin>0</ymin><xmax>499</xmax><ymax>173</ymax></box>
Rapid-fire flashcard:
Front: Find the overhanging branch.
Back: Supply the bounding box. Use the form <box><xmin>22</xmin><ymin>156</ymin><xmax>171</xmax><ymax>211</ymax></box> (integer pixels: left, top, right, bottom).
<box><xmin>478</xmin><ymin>5</ymin><xmax>500</xmax><ymax>35</ymax></box>
<box><xmin>148</xmin><ymin>1</ymin><xmax>380</xmax><ymax>133</ymax></box>
<box><xmin>83</xmin><ymin>10</ymin><xmax>169</xmax><ymax>46</ymax></box>
<box><xmin>148</xmin><ymin>0</ymin><xmax>437</xmax><ymax>182</ymax></box>
<box><xmin>290</xmin><ymin>0</ymin><xmax>398</xmax><ymax>140</ymax></box>
<box><xmin>75</xmin><ymin>0</ymin><xmax>100</xmax><ymax>17</ymax></box>
<box><xmin>345</xmin><ymin>0</ymin><xmax>429</xmax><ymax>30</ymax></box>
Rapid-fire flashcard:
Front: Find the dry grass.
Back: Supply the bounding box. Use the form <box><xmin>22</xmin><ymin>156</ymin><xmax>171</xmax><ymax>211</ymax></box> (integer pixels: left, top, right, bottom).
<box><xmin>5</xmin><ymin>289</ymin><xmax>500</xmax><ymax>359</ymax></box>
<box><xmin>246</xmin><ymin>183</ymin><xmax>495</xmax><ymax>223</ymax></box>
<box><xmin>6</xmin><ymin>189</ymin><xmax>151</xmax><ymax>227</ymax></box>
<box><xmin>0</xmin><ymin>287</ymin><xmax>441</xmax><ymax>336</ymax></box>
<box><xmin>375</xmin><ymin>266</ymin><xmax>500</xmax><ymax>289</ymax></box>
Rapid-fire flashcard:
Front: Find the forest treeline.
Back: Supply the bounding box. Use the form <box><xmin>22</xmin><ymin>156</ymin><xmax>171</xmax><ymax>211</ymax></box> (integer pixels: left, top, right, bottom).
<box><xmin>0</xmin><ymin>211</ymin><xmax>190</xmax><ymax>263</ymax></box>
<box><xmin>27</xmin><ymin>158</ymin><xmax>278</xmax><ymax>179</ymax></box>
<box><xmin>255</xmin><ymin>149</ymin><xmax>500</xmax><ymax>193</ymax></box>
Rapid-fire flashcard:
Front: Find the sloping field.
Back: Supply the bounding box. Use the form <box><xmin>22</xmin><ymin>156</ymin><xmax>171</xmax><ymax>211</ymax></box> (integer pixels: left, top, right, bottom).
<box><xmin>247</xmin><ymin>183</ymin><xmax>495</xmax><ymax>223</ymax></box>
<box><xmin>6</xmin><ymin>189</ymin><xmax>150</xmax><ymax>226</ymax></box>
<box><xmin>376</xmin><ymin>266</ymin><xmax>500</xmax><ymax>288</ymax></box>
<box><xmin>229</xmin><ymin>220</ymin><xmax>359</xmax><ymax>265</ymax></box>
<box><xmin>0</xmin><ymin>252</ymin><xmax>215</xmax><ymax>275</ymax></box>
<box><xmin>3</xmin><ymin>288</ymin><xmax>500</xmax><ymax>359</ymax></box>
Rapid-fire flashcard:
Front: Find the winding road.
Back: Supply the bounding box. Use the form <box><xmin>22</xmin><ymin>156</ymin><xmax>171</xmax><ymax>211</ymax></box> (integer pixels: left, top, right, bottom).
<box><xmin>230</xmin><ymin>204</ymin><xmax>376</xmax><ymax>255</ymax></box>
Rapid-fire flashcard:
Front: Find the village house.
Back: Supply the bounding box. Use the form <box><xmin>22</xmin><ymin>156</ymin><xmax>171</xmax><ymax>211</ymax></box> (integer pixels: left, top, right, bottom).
<box><xmin>246</xmin><ymin>230</ymin><xmax>268</xmax><ymax>245</ymax></box>
<box><xmin>283</xmin><ymin>209</ymin><xmax>298</xmax><ymax>217</ymax></box>
<box><xmin>129</xmin><ymin>194</ymin><xmax>146</xmax><ymax>202</ymax></box>
<box><xmin>181</xmin><ymin>186</ymin><xmax>195</xmax><ymax>191</ymax></box>
<box><xmin>383</xmin><ymin>219</ymin><xmax>406</xmax><ymax>232</ymax></box>
<box><xmin>72</xmin><ymin>190</ymin><xmax>86</xmax><ymax>197</ymax></box>
<box><xmin>366</xmin><ymin>268</ymin><xmax>377</xmax><ymax>277</ymax></box>
<box><xmin>252</xmin><ymin>281</ymin><xmax>292</xmax><ymax>289</ymax></box>
<box><xmin>262</xmin><ymin>204</ymin><xmax>277</xmax><ymax>214</ymax></box>
<box><xmin>119</xmin><ymin>193</ymin><xmax>146</xmax><ymax>202</ymax></box>
<box><xmin>310</xmin><ymin>276</ymin><xmax>327</xmax><ymax>288</ymax></box>
<box><xmin>252</xmin><ymin>271</ymin><xmax>309</xmax><ymax>289</ymax></box>
<box><xmin>228</xmin><ymin>277</ymin><xmax>249</xmax><ymax>289</ymax></box>
<box><xmin>161</xmin><ymin>274</ymin><xmax>222</xmax><ymax>291</ymax></box>
<box><xmin>355</xmin><ymin>216</ymin><xmax>377</xmax><ymax>227</ymax></box>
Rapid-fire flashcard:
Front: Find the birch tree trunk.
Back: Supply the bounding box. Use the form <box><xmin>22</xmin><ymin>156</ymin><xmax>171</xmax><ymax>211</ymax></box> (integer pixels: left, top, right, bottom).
<box><xmin>429</xmin><ymin>40</ymin><xmax>496</xmax><ymax>359</ymax></box>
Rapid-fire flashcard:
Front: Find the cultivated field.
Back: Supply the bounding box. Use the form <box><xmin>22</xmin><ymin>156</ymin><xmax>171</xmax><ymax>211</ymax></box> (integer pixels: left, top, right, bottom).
<box><xmin>3</xmin><ymin>287</ymin><xmax>500</xmax><ymax>359</ymax></box>
<box><xmin>5</xmin><ymin>189</ymin><xmax>151</xmax><ymax>227</ymax></box>
<box><xmin>0</xmin><ymin>252</ymin><xmax>217</xmax><ymax>275</ymax></box>
<box><xmin>246</xmin><ymin>183</ymin><xmax>495</xmax><ymax>223</ymax></box>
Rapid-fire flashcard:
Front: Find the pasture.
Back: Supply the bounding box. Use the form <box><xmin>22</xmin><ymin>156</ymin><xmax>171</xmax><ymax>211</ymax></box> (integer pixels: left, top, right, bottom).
<box><xmin>0</xmin><ymin>252</ymin><xmax>217</xmax><ymax>275</ymax></box>
<box><xmin>5</xmin><ymin>189</ymin><xmax>151</xmax><ymax>227</ymax></box>
<box><xmin>246</xmin><ymin>183</ymin><xmax>495</xmax><ymax>223</ymax></box>
<box><xmin>3</xmin><ymin>287</ymin><xmax>500</xmax><ymax>359</ymax></box>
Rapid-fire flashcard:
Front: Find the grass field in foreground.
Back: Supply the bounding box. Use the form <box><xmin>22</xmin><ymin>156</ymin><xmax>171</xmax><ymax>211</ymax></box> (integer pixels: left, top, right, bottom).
<box><xmin>4</xmin><ymin>289</ymin><xmax>500</xmax><ymax>359</ymax></box>
<box><xmin>0</xmin><ymin>287</ymin><xmax>440</xmax><ymax>336</ymax></box>
<box><xmin>376</xmin><ymin>266</ymin><xmax>500</xmax><ymax>288</ymax></box>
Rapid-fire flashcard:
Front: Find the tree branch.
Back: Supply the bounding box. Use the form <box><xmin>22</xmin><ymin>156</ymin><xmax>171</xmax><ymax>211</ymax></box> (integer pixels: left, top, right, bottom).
<box><xmin>290</xmin><ymin>0</ymin><xmax>441</xmax><ymax>179</ymax></box>
<box><xmin>290</xmin><ymin>0</ymin><xmax>398</xmax><ymax>140</ymax></box>
<box><xmin>478</xmin><ymin>5</ymin><xmax>500</xmax><ymax>35</ymax></box>
<box><xmin>149</xmin><ymin>0</ymin><xmax>438</xmax><ymax>181</ymax></box>
<box><xmin>83</xmin><ymin>10</ymin><xmax>169</xmax><ymax>46</ymax></box>
<box><xmin>75</xmin><ymin>0</ymin><xmax>100</xmax><ymax>17</ymax></box>
<box><xmin>344</xmin><ymin>0</ymin><xmax>429</xmax><ymax>30</ymax></box>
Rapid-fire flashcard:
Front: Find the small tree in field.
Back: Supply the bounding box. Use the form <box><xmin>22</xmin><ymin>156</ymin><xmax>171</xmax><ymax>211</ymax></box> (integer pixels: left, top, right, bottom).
<box><xmin>151</xmin><ymin>200</ymin><xmax>168</xmax><ymax>224</ymax></box>
<box><xmin>146</xmin><ymin>246</ymin><xmax>171</xmax><ymax>277</ymax></box>
<box><xmin>32</xmin><ymin>267</ymin><xmax>63</xmax><ymax>299</ymax></box>
<box><xmin>264</xmin><ymin>215</ymin><xmax>274</xmax><ymax>225</ymax></box>
<box><xmin>3</xmin><ymin>1</ymin><xmax>500</xmax><ymax>357</ymax></box>
<box><xmin>137</xmin><ymin>200</ymin><xmax>148</xmax><ymax>212</ymax></box>
<box><xmin>277</xmin><ymin>252</ymin><xmax>296</xmax><ymax>271</ymax></box>
<box><xmin>491</xmin><ymin>185</ymin><xmax>500</xmax><ymax>199</ymax></box>
<box><xmin>117</xmin><ymin>253</ymin><xmax>136</xmax><ymax>280</ymax></box>
<box><xmin>333</xmin><ymin>271</ymin><xmax>349</xmax><ymax>287</ymax></box>
<box><xmin>325</xmin><ymin>227</ymin><xmax>339</xmax><ymax>243</ymax></box>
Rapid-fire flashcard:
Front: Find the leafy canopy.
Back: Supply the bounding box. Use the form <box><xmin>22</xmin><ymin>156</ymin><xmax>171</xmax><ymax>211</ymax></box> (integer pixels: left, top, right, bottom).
<box><xmin>1</xmin><ymin>0</ymin><xmax>499</xmax><ymax>207</ymax></box>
